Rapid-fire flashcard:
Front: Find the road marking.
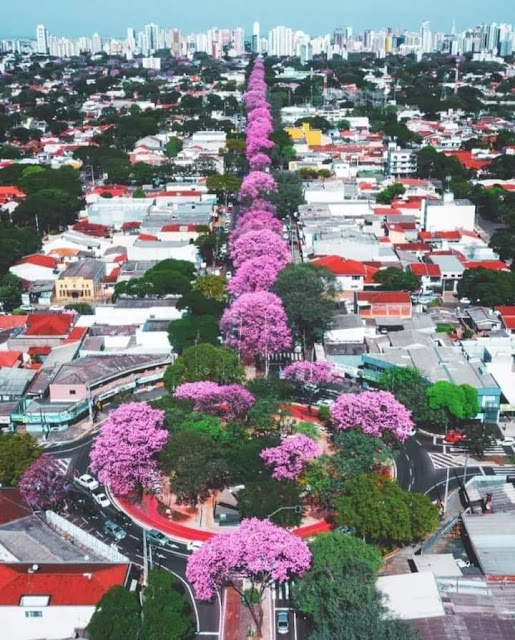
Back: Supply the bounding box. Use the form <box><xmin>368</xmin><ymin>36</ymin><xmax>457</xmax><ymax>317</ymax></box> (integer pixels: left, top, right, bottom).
<box><xmin>274</xmin><ymin>607</ymin><xmax>290</xmax><ymax>611</ymax></box>
<box><xmin>158</xmin><ymin>565</ymin><xmax>200</xmax><ymax>633</ymax></box>
<box><xmin>128</xmin><ymin>534</ymin><xmax>139</xmax><ymax>541</ymax></box>
<box><xmin>54</xmin><ymin>457</ymin><xmax>72</xmax><ymax>475</ymax></box>
<box><xmin>428</xmin><ymin>452</ymin><xmax>465</xmax><ymax>469</ymax></box>
<box><xmin>480</xmin><ymin>467</ymin><xmax>486</xmax><ymax>475</ymax></box>
<box><xmin>269</xmin><ymin>585</ymin><xmax>275</xmax><ymax>640</ymax></box>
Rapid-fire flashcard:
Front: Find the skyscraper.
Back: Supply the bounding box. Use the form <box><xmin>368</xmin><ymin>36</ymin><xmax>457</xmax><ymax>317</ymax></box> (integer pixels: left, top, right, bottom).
<box><xmin>144</xmin><ymin>23</ymin><xmax>160</xmax><ymax>52</ymax></box>
<box><xmin>268</xmin><ymin>26</ymin><xmax>294</xmax><ymax>57</ymax></box>
<box><xmin>421</xmin><ymin>21</ymin><xmax>432</xmax><ymax>53</ymax></box>
<box><xmin>252</xmin><ymin>21</ymin><xmax>260</xmax><ymax>53</ymax></box>
<box><xmin>36</xmin><ymin>24</ymin><xmax>48</xmax><ymax>54</ymax></box>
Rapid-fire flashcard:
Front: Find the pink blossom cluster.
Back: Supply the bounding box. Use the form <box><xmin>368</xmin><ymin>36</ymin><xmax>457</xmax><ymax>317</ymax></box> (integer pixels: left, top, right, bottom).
<box><xmin>220</xmin><ymin>291</ymin><xmax>292</xmax><ymax>358</ymax></box>
<box><xmin>244</xmin><ymin>58</ymin><xmax>276</xmax><ymax>169</ymax></box>
<box><xmin>229</xmin><ymin>229</ymin><xmax>290</xmax><ymax>269</ymax></box>
<box><xmin>228</xmin><ymin>255</ymin><xmax>284</xmax><ymax>297</ymax></box>
<box><xmin>186</xmin><ymin>517</ymin><xmax>312</xmax><ymax>600</ymax></box>
<box><xmin>249</xmin><ymin>152</ymin><xmax>272</xmax><ymax>171</ymax></box>
<box><xmin>329</xmin><ymin>390</ymin><xmax>414</xmax><ymax>443</ymax></box>
<box><xmin>260</xmin><ymin>434</ymin><xmax>321</xmax><ymax>481</ymax></box>
<box><xmin>19</xmin><ymin>455</ymin><xmax>69</xmax><ymax>510</ymax></box>
<box><xmin>174</xmin><ymin>381</ymin><xmax>255</xmax><ymax>420</ymax></box>
<box><xmin>239</xmin><ymin>171</ymin><xmax>278</xmax><ymax>201</ymax></box>
<box><xmin>90</xmin><ymin>402</ymin><xmax>168</xmax><ymax>495</ymax></box>
<box><xmin>240</xmin><ymin>197</ymin><xmax>277</xmax><ymax>215</ymax></box>
<box><xmin>229</xmin><ymin>210</ymin><xmax>283</xmax><ymax>250</ymax></box>
<box><xmin>283</xmin><ymin>361</ymin><xmax>342</xmax><ymax>387</ymax></box>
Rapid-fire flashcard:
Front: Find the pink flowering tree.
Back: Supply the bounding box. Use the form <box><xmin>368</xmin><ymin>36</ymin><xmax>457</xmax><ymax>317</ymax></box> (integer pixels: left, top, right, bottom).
<box><xmin>90</xmin><ymin>402</ymin><xmax>168</xmax><ymax>495</ymax></box>
<box><xmin>260</xmin><ymin>434</ymin><xmax>321</xmax><ymax>480</ymax></box>
<box><xmin>240</xmin><ymin>197</ymin><xmax>277</xmax><ymax>215</ymax></box>
<box><xmin>234</xmin><ymin>210</ymin><xmax>283</xmax><ymax>237</ymax></box>
<box><xmin>19</xmin><ymin>455</ymin><xmax>70</xmax><ymax>510</ymax></box>
<box><xmin>186</xmin><ymin>517</ymin><xmax>311</xmax><ymax>633</ymax></box>
<box><xmin>230</xmin><ymin>229</ymin><xmax>290</xmax><ymax>268</ymax></box>
<box><xmin>220</xmin><ymin>291</ymin><xmax>292</xmax><ymax>372</ymax></box>
<box><xmin>249</xmin><ymin>152</ymin><xmax>272</xmax><ymax>171</ymax></box>
<box><xmin>330</xmin><ymin>390</ymin><xmax>414</xmax><ymax>443</ymax></box>
<box><xmin>245</xmin><ymin>135</ymin><xmax>275</xmax><ymax>157</ymax></box>
<box><xmin>283</xmin><ymin>361</ymin><xmax>342</xmax><ymax>410</ymax></box>
<box><xmin>228</xmin><ymin>256</ymin><xmax>284</xmax><ymax>296</ymax></box>
<box><xmin>174</xmin><ymin>382</ymin><xmax>255</xmax><ymax>420</ymax></box>
<box><xmin>239</xmin><ymin>171</ymin><xmax>278</xmax><ymax>201</ymax></box>
<box><xmin>248</xmin><ymin>107</ymin><xmax>272</xmax><ymax>123</ymax></box>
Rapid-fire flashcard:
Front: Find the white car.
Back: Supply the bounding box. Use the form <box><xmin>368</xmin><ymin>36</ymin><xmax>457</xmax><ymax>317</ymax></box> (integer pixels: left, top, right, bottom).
<box><xmin>186</xmin><ymin>541</ymin><xmax>203</xmax><ymax>552</ymax></box>
<box><xmin>19</xmin><ymin>304</ymin><xmax>36</xmax><ymax>312</ymax></box>
<box><xmin>50</xmin><ymin>305</ymin><xmax>65</xmax><ymax>312</ymax></box>
<box><xmin>92</xmin><ymin>492</ymin><xmax>111</xmax><ymax>508</ymax></box>
<box><xmin>75</xmin><ymin>474</ymin><xmax>99</xmax><ymax>491</ymax></box>
<box><xmin>497</xmin><ymin>437</ymin><xmax>515</xmax><ymax>447</ymax></box>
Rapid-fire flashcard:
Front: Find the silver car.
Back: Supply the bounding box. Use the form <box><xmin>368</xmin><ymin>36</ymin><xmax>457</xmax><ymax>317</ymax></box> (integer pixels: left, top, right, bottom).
<box><xmin>277</xmin><ymin>611</ymin><xmax>289</xmax><ymax>635</ymax></box>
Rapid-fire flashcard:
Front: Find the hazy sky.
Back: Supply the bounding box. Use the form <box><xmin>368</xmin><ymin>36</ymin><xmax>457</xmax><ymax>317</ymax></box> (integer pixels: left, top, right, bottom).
<box><xmin>2</xmin><ymin>0</ymin><xmax>514</xmax><ymax>38</ymax></box>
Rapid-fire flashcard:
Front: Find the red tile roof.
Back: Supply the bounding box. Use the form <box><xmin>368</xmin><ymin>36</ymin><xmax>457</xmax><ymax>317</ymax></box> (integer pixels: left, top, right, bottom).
<box><xmin>444</xmin><ymin>150</ymin><xmax>493</xmax><ymax>170</ymax></box>
<box><xmin>419</xmin><ymin>231</ymin><xmax>462</xmax><ymax>241</ymax></box>
<box><xmin>464</xmin><ymin>260</ymin><xmax>509</xmax><ymax>272</ymax></box>
<box><xmin>161</xmin><ymin>224</ymin><xmax>200</xmax><ymax>232</ymax></box>
<box><xmin>121</xmin><ymin>221</ymin><xmax>141</xmax><ymax>231</ymax></box>
<box><xmin>16</xmin><ymin>254</ymin><xmax>59</xmax><ymax>269</ymax></box>
<box><xmin>501</xmin><ymin>316</ymin><xmax>515</xmax><ymax>330</ymax></box>
<box><xmin>0</xmin><ymin>351</ymin><xmax>22</xmax><ymax>367</ymax></box>
<box><xmin>409</xmin><ymin>263</ymin><xmax>441</xmax><ymax>277</ymax></box>
<box><xmin>138</xmin><ymin>233</ymin><xmax>158</xmax><ymax>241</ymax></box>
<box><xmin>495</xmin><ymin>306</ymin><xmax>515</xmax><ymax>317</ymax></box>
<box><xmin>357</xmin><ymin>291</ymin><xmax>412</xmax><ymax>304</ymax></box>
<box><xmin>0</xmin><ymin>564</ymin><xmax>128</xmax><ymax>606</ymax></box>
<box><xmin>311</xmin><ymin>256</ymin><xmax>378</xmax><ymax>282</ymax></box>
<box><xmin>63</xmin><ymin>326</ymin><xmax>88</xmax><ymax>344</ymax></box>
<box><xmin>0</xmin><ymin>316</ymin><xmax>28</xmax><ymax>331</ymax></box>
<box><xmin>24</xmin><ymin>313</ymin><xmax>74</xmax><ymax>337</ymax></box>
<box><xmin>28</xmin><ymin>346</ymin><xmax>52</xmax><ymax>356</ymax></box>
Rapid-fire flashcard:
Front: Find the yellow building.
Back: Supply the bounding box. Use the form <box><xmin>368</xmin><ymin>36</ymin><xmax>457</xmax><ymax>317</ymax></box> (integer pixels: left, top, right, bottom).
<box><xmin>55</xmin><ymin>259</ymin><xmax>105</xmax><ymax>303</ymax></box>
<box><xmin>284</xmin><ymin>122</ymin><xmax>323</xmax><ymax>147</ymax></box>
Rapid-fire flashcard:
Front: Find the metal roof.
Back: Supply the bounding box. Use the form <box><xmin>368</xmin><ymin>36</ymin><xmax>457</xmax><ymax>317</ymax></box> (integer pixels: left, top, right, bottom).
<box><xmin>0</xmin><ymin>368</ymin><xmax>36</xmax><ymax>397</ymax></box>
<box><xmin>462</xmin><ymin>512</ymin><xmax>515</xmax><ymax>576</ymax></box>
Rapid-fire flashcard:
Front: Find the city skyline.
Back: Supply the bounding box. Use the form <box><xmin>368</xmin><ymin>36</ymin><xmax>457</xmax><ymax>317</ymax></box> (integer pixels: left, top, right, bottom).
<box><xmin>1</xmin><ymin>0</ymin><xmax>513</xmax><ymax>39</ymax></box>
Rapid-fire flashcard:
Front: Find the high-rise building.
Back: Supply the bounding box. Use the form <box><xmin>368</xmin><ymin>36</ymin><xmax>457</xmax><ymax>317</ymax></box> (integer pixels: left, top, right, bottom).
<box><xmin>268</xmin><ymin>26</ymin><xmax>294</xmax><ymax>57</ymax></box>
<box><xmin>232</xmin><ymin>27</ymin><xmax>245</xmax><ymax>56</ymax></box>
<box><xmin>252</xmin><ymin>21</ymin><xmax>260</xmax><ymax>53</ymax></box>
<box><xmin>421</xmin><ymin>21</ymin><xmax>432</xmax><ymax>53</ymax></box>
<box><xmin>144</xmin><ymin>23</ymin><xmax>160</xmax><ymax>52</ymax></box>
<box><xmin>333</xmin><ymin>28</ymin><xmax>344</xmax><ymax>48</ymax></box>
<box><xmin>35</xmin><ymin>24</ymin><xmax>48</xmax><ymax>54</ymax></box>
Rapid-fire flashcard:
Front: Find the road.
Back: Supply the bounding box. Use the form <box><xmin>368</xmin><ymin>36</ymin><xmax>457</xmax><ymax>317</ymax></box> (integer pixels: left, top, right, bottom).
<box><xmin>49</xmin><ymin>430</ymin><xmax>221</xmax><ymax>639</ymax></box>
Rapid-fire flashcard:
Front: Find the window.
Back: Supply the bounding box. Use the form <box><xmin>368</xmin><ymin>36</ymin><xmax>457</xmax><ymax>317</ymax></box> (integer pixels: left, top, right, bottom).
<box><xmin>69</xmin><ymin>390</ymin><xmax>76</xmax><ymax>395</ymax></box>
<box><xmin>25</xmin><ymin>611</ymin><xmax>43</xmax><ymax>618</ymax></box>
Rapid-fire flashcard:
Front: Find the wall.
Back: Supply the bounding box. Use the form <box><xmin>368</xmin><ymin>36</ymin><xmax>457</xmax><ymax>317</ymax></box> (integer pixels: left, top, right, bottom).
<box><xmin>94</xmin><ymin>305</ymin><xmax>181</xmax><ymax>326</ymax></box>
<box><xmin>1</xmin><ymin>604</ymin><xmax>95</xmax><ymax>640</ymax></box>
<box><xmin>126</xmin><ymin>242</ymin><xmax>197</xmax><ymax>263</ymax></box>
<box><xmin>424</xmin><ymin>203</ymin><xmax>476</xmax><ymax>232</ymax></box>
<box><xmin>49</xmin><ymin>383</ymin><xmax>87</xmax><ymax>403</ymax></box>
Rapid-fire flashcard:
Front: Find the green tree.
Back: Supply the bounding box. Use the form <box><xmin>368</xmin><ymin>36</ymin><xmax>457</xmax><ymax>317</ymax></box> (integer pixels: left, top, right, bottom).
<box><xmin>376</xmin><ymin>183</ymin><xmax>406</xmax><ymax>204</ymax></box>
<box><xmin>176</xmin><ymin>289</ymin><xmax>225</xmax><ymax>318</ymax></box>
<box><xmin>457</xmin><ymin>268</ymin><xmax>515</xmax><ymax>307</ymax></box>
<box><xmin>86</xmin><ymin>586</ymin><xmax>140</xmax><ymax>640</ymax></box>
<box><xmin>0</xmin><ymin>433</ymin><xmax>41</xmax><ymax>486</ymax></box>
<box><xmin>205</xmin><ymin>173</ymin><xmax>242</xmax><ymax>203</ymax></box>
<box><xmin>193</xmin><ymin>274</ymin><xmax>226</xmax><ymax>301</ymax></box>
<box><xmin>426</xmin><ymin>381</ymin><xmax>480</xmax><ymax>421</ymax></box>
<box><xmin>164</xmin><ymin>344</ymin><xmax>243</xmax><ymax>390</ymax></box>
<box><xmin>164</xmin><ymin>137</ymin><xmax>183</xmax><ymax>158</ymax></box>
<box><xmin>0</xmin><ymin>273</ymin><xmax>23</xmax><ymax>311</ymax></box>
<box><xmin>237</xmin><ymin>477</ymin><xmax>303</xmax><ymax>526</ymax></box>
<box><xmin>461</xmin><ymin>422</ymin><xmax>498</xmax><ymax>457</ymax></box>
<box><xmin>335</xmin><ymin>473</ymin><xmax>438</xmax><ymax>546</ymax></box>
<box><xmin>271</xmin><ymin>175</ymin><xmax>305</xmax><ymax>219</ymax></box>
<box><xmin>273</xmin><ymin>264</ymin><xmax>336</xmax><ymax>354</ymax></box>
<box><xmin>132</xmin><ymin>187</ymin><xmax>146</xmax><ymax>198</ymax></box>
<box><xmin>141</xmin><ymin>570</ymin><xmax>194</xmax><ymax>640</ymax></box>
<box><xmin>194</xmin><ymin>231</ymin><xmax>227</xmax><ymax>265</ymax></box>
<box><xmin>374</xmin><ymin>267</ymin><xmax>420</xmax><ymax>292</ymax></box>
<box><xmin>293</xmin><ymin>531</ymin><xmax>382</xmax><ymax>621</ymax></box>
<box><xmin>159</xmin><ymin>430</ymin><xmax>228</xmax><ymax>504</ymax></box>
<box><xmin>167</xmin><ymin>315</ymin><xmax>219</xmax><ymax>353</ymax></box>
<box><xmin>64</xmin><ymin>302</ymin><xmax>94</xmax><ymax>315</ymax></box>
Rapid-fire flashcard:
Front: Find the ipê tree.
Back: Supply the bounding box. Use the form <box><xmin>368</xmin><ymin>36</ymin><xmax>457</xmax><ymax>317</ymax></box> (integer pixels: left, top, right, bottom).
<box><xmin>330</xmin><ymin>391</ymin><xmax>414</xmax><ymax>443</ymax></box>
<box><xmin>19</xmin><ymin>455</ymin><xmax>70</xmax><ymax>510</ymax></box>
<box><xmin>186</xmin><ymin>518</ymin><xmax>311</xmax><ymax>635</ymax></box>
<box><xmin>230</xmin><ymin>229</ymin><xmax>290</xmax><ymax>269</ymax></box>
<box><xmin>90</xmin><ymin>402</ymin><xmax>168</xmax><ymax>495</ymax></box>
<box><xmin>260</xmin><ymin>434</ymin><xmax>321</xmax><ymax>480</ymax></box>
<box><xmin>227</xmin><ymin>255</ymin><xmax>284</xmax><ymax>297</ymax></box>
<box><xmin>220</xmin><ymin>291</ymin><xmax>292</xmax><ymax>374</ymax></box>
<box><xmin>173</xmin><ymin>381</ymin><xmax>255</xmax><ymax>421</ymax></box>
<box><xmin>282</xmin><ymin>360</ymin><xmax>341</xmax><ymax>411</ymax></box>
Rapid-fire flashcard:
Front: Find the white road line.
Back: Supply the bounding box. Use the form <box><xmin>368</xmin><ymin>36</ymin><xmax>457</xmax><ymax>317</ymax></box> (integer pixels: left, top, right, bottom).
<box><xmin>128</xmin><ymin>534</ymin><xmax>139</xmax><ymax>541</ymax></box>
<box><xmin>269</xmin><ymin>585</ymin><xmax>275</xmax><ymax>640</ymax></box>
<box><xmin>480</xmin><ymin>467</ymin><xmax>486</xmax><ymax>475</ymax></box>
<box><xmin>293</xmin><ymin>609</ymin><xmax>298</xmax><ymax>640</ymax></box>
<box><xmin>158</xmin><ymin>565</ymin><xmax>200</xmax><ymax>633</ymax></box>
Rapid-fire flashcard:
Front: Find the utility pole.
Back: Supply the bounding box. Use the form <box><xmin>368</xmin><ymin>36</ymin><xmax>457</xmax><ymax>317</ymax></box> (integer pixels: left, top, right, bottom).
<box><xmin>443</xmin><ymin>466</ymin><xmax>450</xmax><ymax>515</ymax></box>
<box><xmin>143</xmin><ymin>529</ymin><xmax>149</xmax><ymax>586</ymax></box>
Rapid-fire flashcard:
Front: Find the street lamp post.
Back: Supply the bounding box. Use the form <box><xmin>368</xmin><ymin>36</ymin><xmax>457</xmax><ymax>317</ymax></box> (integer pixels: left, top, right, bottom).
<box><xmin>266</xmin><ymin>505</ymin><xmax>302</xmax><ymax>520</ymax></box>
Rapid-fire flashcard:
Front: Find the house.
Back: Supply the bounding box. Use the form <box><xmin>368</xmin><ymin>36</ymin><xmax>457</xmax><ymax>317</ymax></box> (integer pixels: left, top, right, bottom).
<box><xmin>0</xmin><ymin>368</ymin><xmax>36</xmax><ymax>402</ymax></box>
<box><xmin>427</xmin><ymin>254</ymin><xmax>465</xmax><ymax>293</ymax></box>
<box><xmin>55</xmin><ymin>260</ymin><xmax>105</xmax><ymax>303</ymax></box>
<box><xmin>9</xmin><ymin>254</ymin><xmax>61</xmax><ymax>284</ymax></box>
<box><xmin>495</xmin><ymin>306</ymin><xmax>515</xmax><ymax>335</ymax></box>
<box><xmin>408</xmin><ymin>262</ymin><xmax>442</xmax><ymax>293</ymax></box>
<box><xmin>8</xmin><ymin>313</ymin><xmax>76</xmax><ymax>351</ymax></box>
<box><xmin>423</xmin><ymin>194</ymin><xmax>476</xmax><ymax>232</ymax></box>
<box><xmin>310</xmin><ymin>256</ymin><xmax>379</xmax><ymax>292</ymax></box>
<box><xmin>355</xmin><ymin>291</ymin><xmax>412</xmax><ymax>319</ymax></box>
<box><xmin>284</xmin><ymin>122</ymin><xmax>324</xmax><ymax>147</ymax></box>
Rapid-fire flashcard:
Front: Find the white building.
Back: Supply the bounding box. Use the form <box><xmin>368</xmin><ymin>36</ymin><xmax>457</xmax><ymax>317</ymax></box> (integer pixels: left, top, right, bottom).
<box><xmin>386</xmin><ymin>146</ymin><xmax>417</xmax><ymax>176</ymax></box>
<box><xmin>35</xmin><ymin>25</ymin><xmax>48</xmax><ymax>54</ymax></box>
<box><xmin>423</xmin><ymin>194</ymin><xmax>476</xmax><ymax>232</ymax></box>
<box><xmin>268</xmin><ymin>26</ymin><xmax>295</xmax><ymax>56</ymax></box>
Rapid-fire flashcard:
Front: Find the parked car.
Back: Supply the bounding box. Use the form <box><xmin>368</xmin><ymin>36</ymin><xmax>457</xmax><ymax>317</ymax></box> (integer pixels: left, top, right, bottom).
<box><xmin>444</xmin><ymin>431</ymin><xmax>466</xmax><ymax>444</ymax></box>
<box><xmin>75</xmin><ymin>474</ymin><xmax>99</xmax><ymax>491</ymax></box>
<box><xmin>103</xmin><ymin>520</ymin><xmax>126</xmax><ymax>541</ymax></box>
<box><xmin>19</xmin><ymin>304</ymin><xmax>36</xmax><ymax>312</ymax></box>
<box><xmin>147</xmin><ymin>529</ymin><xmax>171</xmax><ymax>547</ymax></box>
<box><xmin>50</xmin><ymin>305</ymin><xmax>65</xmax><ymax>311</ymax></box>
<box><xmin>459</xmin><ymin>297</ymin><xmax>471</xmax><ymax>305</ymax></box>
<box><xmin>92</xmin><ymin>492</ymin><xmax>111</xmax><ymax>508</ymax></box>
<box><xmin>497</xmin><ymin>436</ymin><xmax>515</xmax><ymax>447</ymax></box>
<box><xmin>277</xmin><ymin>611</ymin><xmax>289</xmax><ymax>635</ymax></box>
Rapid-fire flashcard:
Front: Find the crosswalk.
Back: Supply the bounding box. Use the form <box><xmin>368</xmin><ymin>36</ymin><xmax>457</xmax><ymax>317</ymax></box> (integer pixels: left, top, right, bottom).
<box><xmin>52</xmin><ymin>457</ymin><xmax>72</xmax><ymax>476</ymax></box>
<box><xmin>428</xmin><ymin>452</ymin><xmax>466</xmax><ymax>469</ymax></box>
<box><xmin>492</xmin><ymin>467</ymin><xmax>515</xmax><ymax>476</ymax></box>
<box><xmin>448</xmin><ymin>445</ymin><xmax>509</xmax><ymax>455</ymax></box>
<box><xmin>272</xmin><ymin>580</ymin><xmax>291</xmax><ymax>602</ymax></box>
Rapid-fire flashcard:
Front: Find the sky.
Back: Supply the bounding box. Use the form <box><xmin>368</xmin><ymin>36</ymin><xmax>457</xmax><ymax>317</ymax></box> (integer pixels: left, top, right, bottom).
<box><xmin>1</xmin><ymin>0</ymin><xmax>514</xmax><ymax>39</ymax></box>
